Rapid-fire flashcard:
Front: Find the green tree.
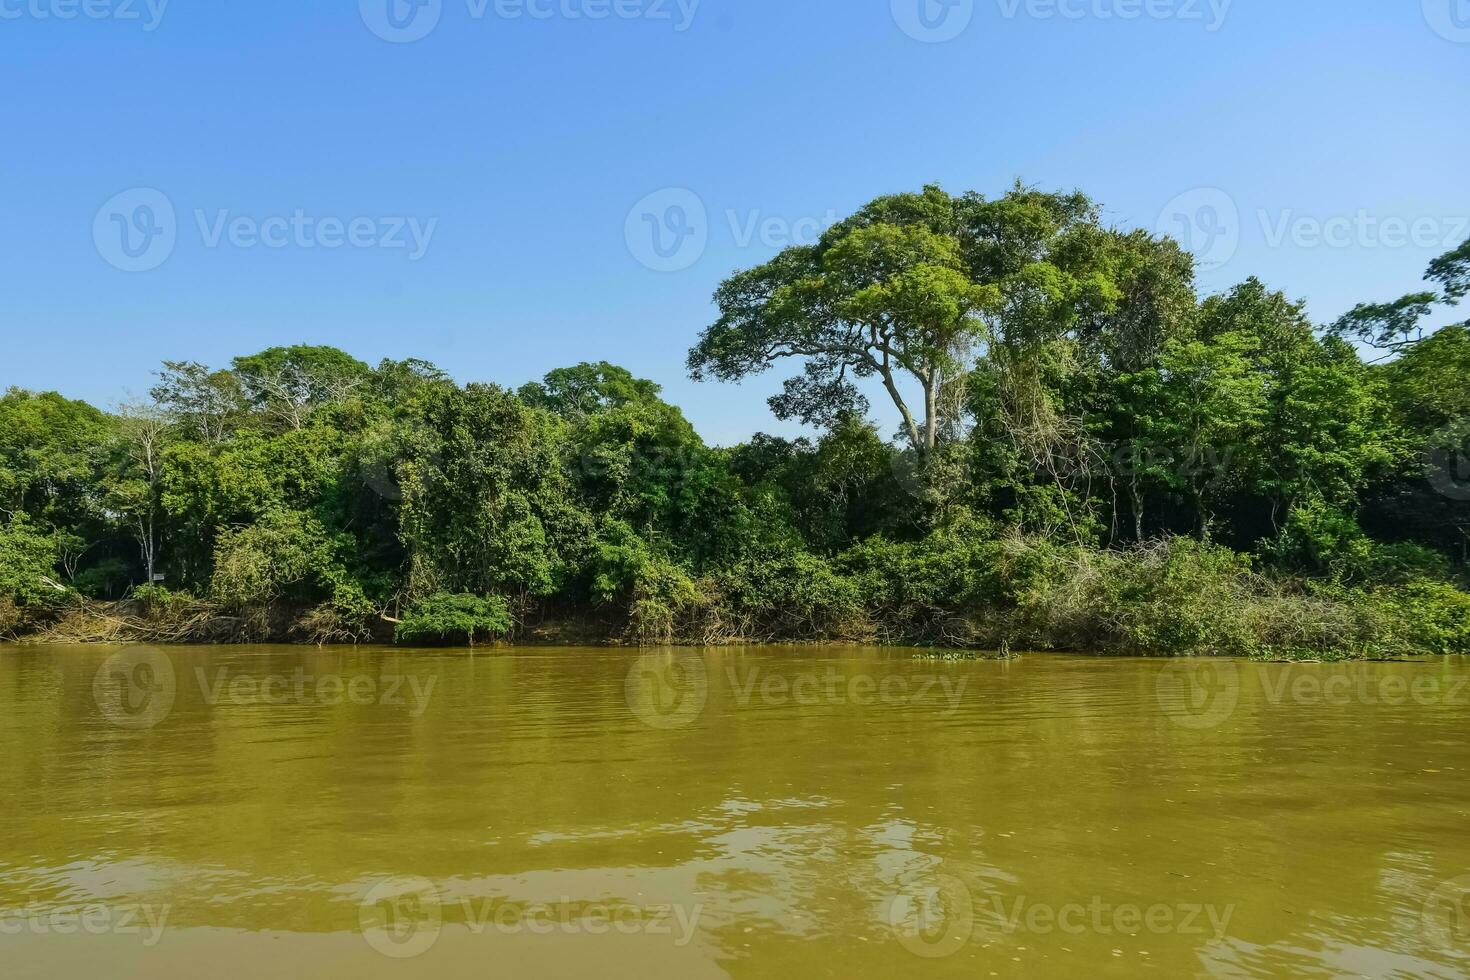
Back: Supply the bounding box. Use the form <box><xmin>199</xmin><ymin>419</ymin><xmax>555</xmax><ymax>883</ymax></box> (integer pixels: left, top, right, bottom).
<box><xmin>689</xmin><ymin>184</ymin><xmax>1003</xmax><ymax>451</ymax></box>
<box><xmin>1331</xmin><ymin>237</ymin><xmax>1469</xmax><ymax>351</ymax></box>
<box><xmin>101</xmin><ymin>403</ymin><xmax>171</xmax><ymax>584</ymax></box>
<box><xmin>232</xmin><ymin>345</ymin><xmax>372</xmax><ymax>432</ymax></box>
<box><xmin>398</xmin><ymin>384</ymin><xmax>584</xmax><ymax>602</ymax></box>
<box><xmin>0</xmin><ymin>389</ymin><xmax>110</xmax><ymax>523</ymax></box>
<box><xmin>150</xmin><ymin>361</ymin><xmax>248</xmax><ymax>445</ymax></box>
<box><xmin>518</xmin><ymin>361</ymin><xmax>663</xmax><ymax>418</ymax></box>
<box><xmin>1152</xmin><ymin>331</ymin><xmax>1266</xmax><ymax>538</ymax></box>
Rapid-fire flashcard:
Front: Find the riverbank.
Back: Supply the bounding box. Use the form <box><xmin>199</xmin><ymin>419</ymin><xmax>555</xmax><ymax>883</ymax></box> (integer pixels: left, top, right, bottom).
<box><xmin>8</xmin><ymin>537</ymin><xmax>1469</xmax><ymax>661</ymax></box>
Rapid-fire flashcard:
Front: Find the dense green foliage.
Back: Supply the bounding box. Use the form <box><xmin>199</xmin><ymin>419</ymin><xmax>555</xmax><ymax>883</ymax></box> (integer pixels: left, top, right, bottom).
<box><xmin>394</xmin><ymin>593</ymin><xmax>513</xmax><ymax>645</ymax></box>
<box><xmin>3</xmin><ymin>188</ymin><xmax>1469</xmax><ymax>656</ymax></box>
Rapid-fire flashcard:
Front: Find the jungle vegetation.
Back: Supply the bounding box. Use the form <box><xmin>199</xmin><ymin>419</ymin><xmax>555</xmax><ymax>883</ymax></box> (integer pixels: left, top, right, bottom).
<box><xmin>3</xmin><ymin>184</ymin><xmax>1469</xmax><ymax>657</ymax></box>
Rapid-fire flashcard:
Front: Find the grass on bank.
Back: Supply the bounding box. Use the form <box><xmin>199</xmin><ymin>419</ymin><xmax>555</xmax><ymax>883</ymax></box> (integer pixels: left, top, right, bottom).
<box><xmin>6</xmin><ymin>535</ymin><xmax>1467</xmax><ymax>660</ymax></box>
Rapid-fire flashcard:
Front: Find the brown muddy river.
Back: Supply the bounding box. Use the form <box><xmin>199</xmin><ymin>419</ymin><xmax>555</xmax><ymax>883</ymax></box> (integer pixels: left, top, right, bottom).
<box><xmin>2</xmin><ymin>645</ymin><xmax>1469</xmax><ymax>978</ymax></box>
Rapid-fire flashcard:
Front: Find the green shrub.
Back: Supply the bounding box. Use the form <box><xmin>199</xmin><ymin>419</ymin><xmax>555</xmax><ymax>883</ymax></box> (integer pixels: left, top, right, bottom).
<box><xmin>0</xmin><ymin>518</ymin><xmax>62</xmax><ymax>608</ymax></box>
<box><xmin>211</xmin><ymin>510</ymin><xmax>337</xmax><ymax>609</ymax></box>
<box><xmin>1362</xmin><ymin>580</ymin><xmax>1470</xmax><ymax>655</ymax></box>
<box><xmin>714</xmin><ymin>551</ymin><xmax>866</xmax><ymax>641</ymax></box>
<box><xmin>73</xmin><ymin>558</ymin><xmax>131</xmax><ymax>600</ymax></box>
<box><xmin>989</xmin><ymin>536</ymin><xmax>1385</xmax><ymax>658</ymax></box>
<box><xmin>587</xmin><ymin>523</ymin><xmax>701</xmax><ymax>644</ymax></box>
<box><xmin>1105</xmin><ymin>539</ymin><xmax>1262</xmax><ymax>656</ymax></box>
<box><xmin>395</xmin><ymin>593</ymin><xmax>513</xmax><ymax>645</ymax></box>
<box><xmin>838</xmin><ymin>522</ymin><xmax>1003</xmax><ymax>642</ymax></box>
<box><xmin>1267</xmin><ymin>500</ymin><xmax>1454</xmax><ymax>586</ymax></box>
<box><xmin>131</xmin><ymin>583</ymin><xmax>197</xmax><ymax>619</ymax></box>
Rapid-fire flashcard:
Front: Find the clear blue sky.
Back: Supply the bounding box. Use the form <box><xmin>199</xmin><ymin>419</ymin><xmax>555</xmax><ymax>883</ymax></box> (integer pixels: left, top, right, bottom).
<box><xmin>2</xmin><ymin>0</ymin><xmax>1466</xmax><ymax>444</ymax></box>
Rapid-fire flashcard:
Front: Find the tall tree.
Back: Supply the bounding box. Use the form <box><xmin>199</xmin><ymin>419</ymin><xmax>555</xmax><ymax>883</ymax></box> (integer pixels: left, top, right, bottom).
<box><xmin>150</xmin><ymin>361</ymin><xmax>248</xmax><ymax>445</ymax></box>
<box><xmin>232</xmin><ymin>345</ymin><xmax>371</xmax><ymax>432</ymax></box>
<box><xmin>102</xmin><ymin>403</ymin><xmax>171</xmax><ymax>584</ymax></box>
<box><xmin>1331</xmin><ymin>237</ymin><xmax>1469</xmax><ymax>351</ymax></box>
<box><xmin>688</xmin><ymin>185</ymin><xmax>1003</xmax><ymax>452</ymax></box>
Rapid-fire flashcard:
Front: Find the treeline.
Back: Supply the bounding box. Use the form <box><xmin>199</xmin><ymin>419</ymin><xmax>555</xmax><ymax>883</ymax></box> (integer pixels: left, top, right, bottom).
<box><xmin>3</xmin><ymin>183</ymin><xmax>1469</xmax><ymax>657</ymax></box>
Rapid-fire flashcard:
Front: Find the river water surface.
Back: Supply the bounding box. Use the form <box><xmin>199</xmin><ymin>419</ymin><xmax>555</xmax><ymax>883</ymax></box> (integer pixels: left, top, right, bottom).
<box><xmin>2</xmin><ymin>645</ymin><xmax>1469</xmax><ymax>978</ymax></box>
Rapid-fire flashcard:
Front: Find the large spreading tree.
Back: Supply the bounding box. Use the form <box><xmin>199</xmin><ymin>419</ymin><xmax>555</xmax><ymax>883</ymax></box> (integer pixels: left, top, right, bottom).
<box><xmin>688</xmin><ymin>185</ymin><xmax>1007</xmax><ymax>452</ymax></box>
<box><xmin>687</xmin><ymin>183</ymin><xmax>1192</xmax><ymax>455</ymax></box>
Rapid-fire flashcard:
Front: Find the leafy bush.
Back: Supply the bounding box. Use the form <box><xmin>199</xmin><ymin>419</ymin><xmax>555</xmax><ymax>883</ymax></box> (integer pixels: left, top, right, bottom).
<box><xmin>838</xmin><ymin>522</ymin><xmax>1003</xmax><ymax>642</ymax></box>
<box><xmin>395</xmin><ymin>593</ymin><xmax>513</xmax><ymax>645</ymax></box>
<box><xmin>713</xmin><ymin>551</ymin><xmax>867</xmax><ymax>642</ymax></box>
<box><xmin>588</xmin><ymin>526</ymin><xmax>700</xmax><ymax>644</ymax></box>
<box><xmin>989</xmin><ymin>537</ymin><xmax>1387</xmax><ymax>658</ymax></box>
<box><xmin>73</xmin><ymin>558</ymin><xmax>131</xmax><ymax>600</ymax></box>
<box><xmin>131</xmin><ymin>583</ymin><xmax>198</xmax><ymax>619</ymax></box>
<box><xmin>0</xmin><ymin>518</ymin><xmax>61</xmax><ymax>608</ymax></box>
<box><xmin>1361</xmin><ymin>580</ymin><xmax>1470</xmax><ymax>655</ymax></box>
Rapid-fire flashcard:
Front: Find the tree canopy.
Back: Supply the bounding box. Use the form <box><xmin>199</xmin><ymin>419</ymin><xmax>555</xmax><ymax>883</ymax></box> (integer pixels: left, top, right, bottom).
<box><xmin>3</xmin><ymin>182</ymin><xmax>1468</xmax><ymax>657</ymax></box>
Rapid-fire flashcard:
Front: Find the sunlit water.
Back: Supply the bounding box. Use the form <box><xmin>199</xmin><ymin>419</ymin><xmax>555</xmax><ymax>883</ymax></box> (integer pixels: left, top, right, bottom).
<box><xmin>2</xmin><ymin>645</ymin><xmax>1469</xmax><ymax>978</ymax></box>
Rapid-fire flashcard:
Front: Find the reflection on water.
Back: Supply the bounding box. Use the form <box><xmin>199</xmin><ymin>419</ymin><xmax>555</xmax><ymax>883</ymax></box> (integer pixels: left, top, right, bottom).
<box><xmin>1</xmin><ymin>646</ymin><xmax>1469</xmax><ymax>978</ymax></box>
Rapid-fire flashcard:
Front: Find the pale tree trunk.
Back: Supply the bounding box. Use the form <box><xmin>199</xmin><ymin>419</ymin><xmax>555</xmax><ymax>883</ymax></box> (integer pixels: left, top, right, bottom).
<box><xmin>923</xmin><ymin>367</ymin><xmax>939</xmax><ymax>451</ymax></box>
<box><xmin>877</xmin><ymin>367</ymin><xmax>923</xmax><ymax>453</ymax></box>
